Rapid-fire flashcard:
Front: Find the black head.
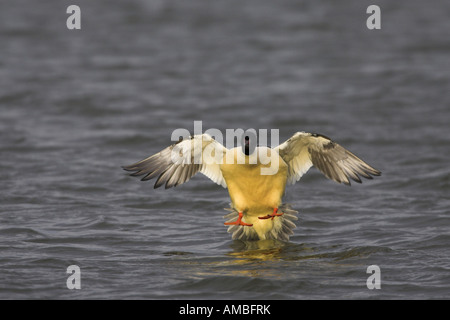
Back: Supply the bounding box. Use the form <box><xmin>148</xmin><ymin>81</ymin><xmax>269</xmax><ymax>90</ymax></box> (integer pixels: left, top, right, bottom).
<box><xmin>242</xmin><ymin>133</ymin><xmax>257</xmax><ymax>156</ymax></box>
<box><xmin>244</xmin><ymin>136</ymin><xmax>250</xmax><ymax>155</ymax></box>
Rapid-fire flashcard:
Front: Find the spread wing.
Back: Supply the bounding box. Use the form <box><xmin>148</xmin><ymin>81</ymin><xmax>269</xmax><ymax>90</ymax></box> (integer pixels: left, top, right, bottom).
<box><xmin>122</xmin><ymin>134</ymin><xmax>227</xmax><ymax>189</ymax></box>
<box><xmin>274</xmin><ymin>132</ymin><xmax>381</xmax><ymax>185</ymax></box>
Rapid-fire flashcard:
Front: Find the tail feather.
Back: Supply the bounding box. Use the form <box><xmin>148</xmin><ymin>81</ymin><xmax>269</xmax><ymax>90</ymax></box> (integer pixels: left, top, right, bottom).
<box><xmin>223</xmin><ymin>204</ymin><xmax>299</xmax><ymax>241</ymax></box>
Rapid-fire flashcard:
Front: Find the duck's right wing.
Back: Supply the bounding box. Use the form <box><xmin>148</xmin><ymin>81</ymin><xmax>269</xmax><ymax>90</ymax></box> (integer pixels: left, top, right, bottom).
<box><xmin>122</xmin><ymin>134</ymin><xmax>228</xmax><ymax>189</ymax></box>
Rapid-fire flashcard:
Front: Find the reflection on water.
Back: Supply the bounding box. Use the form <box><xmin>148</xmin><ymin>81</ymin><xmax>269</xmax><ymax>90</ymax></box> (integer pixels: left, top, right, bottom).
<box><xmin>225</xmin><ymin>239</ymin><xmax>393</xmax><ymax>269</ymax></box>
<box><xmin>225</xmin><ymin>240</ymin><xmax>288</xmax><ymax>278</ymax></box>
<box><xmin>169</xmin><ymin>240</ymin><xmax>306</xmax><ymax>280</ymax></box>
<box><xmin>219</xmin><ymin>240</ymin><xmax>311</xmax><ymax>279</ymax></box>
<box><xmin>228</xmin><ymin>239</ymin><xmax>288</xmax><ymax>257</ymax></box>
<box><xmin>174</xmin><ymin>240</ymin><xmax>392</xmax><ymax>283</ymax></box>
<box><xmin>227</xmin><ymin>239</ymin><xmax>317</xmax><ymax>261</ymax></box>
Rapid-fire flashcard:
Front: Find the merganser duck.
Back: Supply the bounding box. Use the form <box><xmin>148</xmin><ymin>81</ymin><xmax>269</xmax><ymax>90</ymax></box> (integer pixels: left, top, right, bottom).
<box><xmin>123</xmin><ymin>132</ymin><xmax>380</xmax><ymax>241</ymax></box>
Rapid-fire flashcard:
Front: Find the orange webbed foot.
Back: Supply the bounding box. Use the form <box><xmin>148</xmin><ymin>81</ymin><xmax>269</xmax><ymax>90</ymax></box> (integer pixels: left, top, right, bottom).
<box><xmin>258</xmin><ymin>207</ymin><xmax>284</xmax><ymax>220</ymax></box>
<box><xmin>224</xmin><ymin>212</ymin><xmax>253</xmax><ymax>227</ymax></box>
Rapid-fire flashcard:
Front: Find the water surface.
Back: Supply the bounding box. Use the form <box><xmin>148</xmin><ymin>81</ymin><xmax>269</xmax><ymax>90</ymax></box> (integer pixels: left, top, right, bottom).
<box><xmin>0</xmin><ymin>0</ymin><xmax>449</xmax><ymax>299</ymax></box>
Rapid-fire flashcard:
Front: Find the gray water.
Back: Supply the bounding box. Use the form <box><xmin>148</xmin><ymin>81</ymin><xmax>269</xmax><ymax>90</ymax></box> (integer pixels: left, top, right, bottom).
<box><xmin>1</xmin><ymin>0</ymin><xmax>449</xmax><ymax>300</ymax></box>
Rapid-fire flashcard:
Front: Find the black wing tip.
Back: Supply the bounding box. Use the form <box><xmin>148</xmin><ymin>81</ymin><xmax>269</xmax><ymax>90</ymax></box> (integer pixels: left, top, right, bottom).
<box><xmin>349</xmin><ymin>170</ymin><xmax>381</xmax><ymax>185</ymax></box>
<box><xmin>122</xmin><ymin>165</ymin><xmax>154</xmax><ymax>181</ymax></box>
<box><xmin>338</xmin><ymin>167</ymin><xmax>381</xmax><ymax>186</ymax></box>
<box><xmin>122</xmin><ymin>164</ymin><xmax>144</xmax><ymax>178</ymax></box>
<box><xmin>122</xmin><ymin>162</ymin><xmax>146</xmax><ymax>172</ymax></box>
<box><xmin>122</xmin><ymin>165</ymin><xmax>134</xmax><ymax>171</ymax></box>
<box><xmin>364</xmin><ymin>168</ymin><xmax>382</xmax><ymax>179</ymax></box>
<box><xmin>153</xmin><ymin>180</ymin><xmax>177</xmax><ymax>189</ymax></box>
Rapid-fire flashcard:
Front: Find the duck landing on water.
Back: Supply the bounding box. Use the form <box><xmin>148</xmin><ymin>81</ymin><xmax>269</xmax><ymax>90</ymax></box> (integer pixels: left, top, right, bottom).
<box><xmin>122</xmin><ymin>131</ymin><xmax>381</xmax><ymax>241</ymax></box>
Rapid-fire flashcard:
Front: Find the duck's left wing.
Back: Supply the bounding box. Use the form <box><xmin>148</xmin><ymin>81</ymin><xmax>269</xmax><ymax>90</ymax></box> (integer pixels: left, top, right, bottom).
<box><xmin>274</xmin><ymin>132</ymin><xmax>381</xmax><ymax>185</ymax></box>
